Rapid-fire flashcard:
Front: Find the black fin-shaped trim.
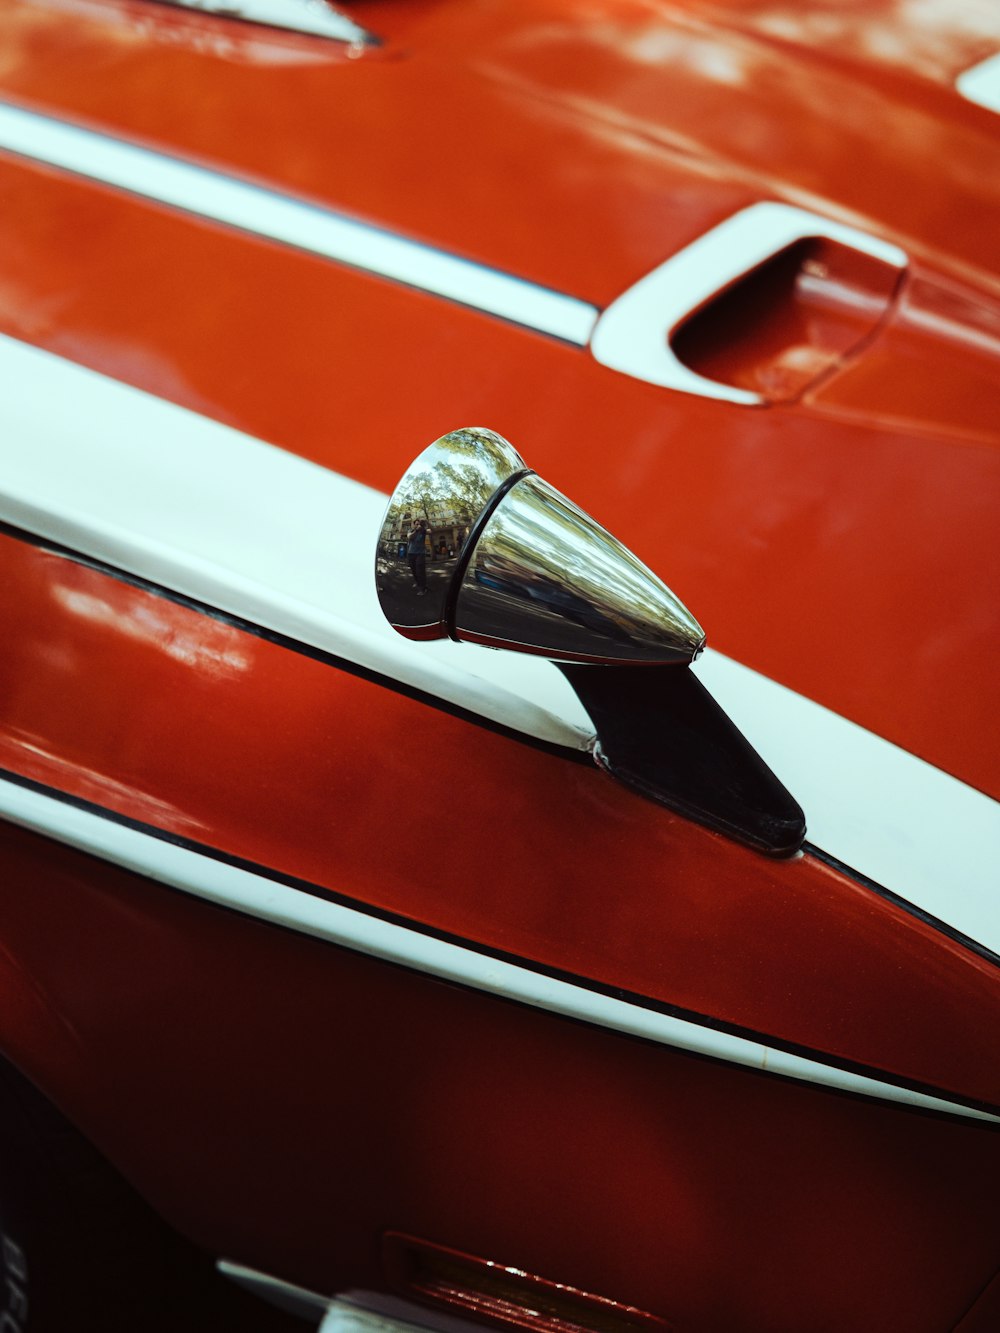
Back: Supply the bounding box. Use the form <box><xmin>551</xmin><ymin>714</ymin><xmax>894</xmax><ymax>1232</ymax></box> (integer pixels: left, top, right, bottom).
<box><xmin>559</xmin><ymin>663</ymin><xmax>806</xmax><ymax>857</ymax></box>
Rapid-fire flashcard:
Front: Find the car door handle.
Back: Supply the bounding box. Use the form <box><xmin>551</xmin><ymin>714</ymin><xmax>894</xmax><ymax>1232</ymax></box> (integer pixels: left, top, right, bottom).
<box><xmin>590</xmin><ymin>202</ymin><xmax>907</xmax><ymax>405</ymax></box>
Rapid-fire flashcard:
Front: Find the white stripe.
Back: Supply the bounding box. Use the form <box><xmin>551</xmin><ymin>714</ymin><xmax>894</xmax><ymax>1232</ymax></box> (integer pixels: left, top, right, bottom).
<box><xmin>1</xmin><ymin>776</ymin><xmax>992</xmax><ymax>1122</ymax></box>
<box><xmin>957</xmin><ymin>52</ymin><xmax>1000</xmax><ymax>114</ymax></box>
<box><xmin>694</xmin><ymin>654</ymin><xmax>1000</xmax><ymax>961</ymax></box>
<box><xmin>218</xmin><ymin>1261</ymin><xmax>328</xmax><ymax>1322</ymax></box>
<box><xmin>0</xmin><ymin>102</ymin><xmax>598</xmax><ymax>346</ymax></box>
<box><xmin>0</xmin><ymin>334</ymin><xmax>593</xmax><ymax>752</ymax></box>
<box><xmin>316</xmin><ymin>1294</ymin><xmax>493</xmax><ymax>1333</ymax></box>
<box><xmin>1</xmin><ymin>334</ymin><xmax>999</xmax><ymax>961</ymax></box>
<box><xmin>158</xmin><ymin>0</ymin><xmax>375</xmax><ymax>44</ymax></box>
<box><xmin>217</xmin><ymin>1269</ymin><xmax>487</xmax><ymax>1333</ymax></box>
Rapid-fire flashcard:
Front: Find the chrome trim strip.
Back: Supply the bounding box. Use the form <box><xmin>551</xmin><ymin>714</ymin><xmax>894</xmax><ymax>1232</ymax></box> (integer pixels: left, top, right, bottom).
<box><xmin>0</xmin><ymin>776</ymin><xmax>995</xmax><ymax>1123</ymax></box>
<box><xmin>957</xmin><ymin>52</ymin><xmax>1000</xmax><ymax>114</ymax></box>
<box><xmin>157</xmin><ymin>0</ymin><xmax>376</xmax><ymax>43</ymax></box>
<box><xmin>0</xmin><ymin>102</ymin><xmax>598</xmax><ymax>346</ymax></box>
<box><xmin>590</xmin><ymin>202</ymin><xmax>907</xmax><ymax>403</ymax></box>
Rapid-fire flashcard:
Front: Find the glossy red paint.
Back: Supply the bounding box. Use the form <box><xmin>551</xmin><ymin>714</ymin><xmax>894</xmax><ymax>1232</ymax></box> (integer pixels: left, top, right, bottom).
<box><xmin>0</xmin><ymin>152</ymin><xmax>997</xmax><ymax>795</ymax></box>
<box><xmin>1</xmin><ymin>0</ymin><xmax>999</xmax><ymax>795</ymax></box>
<box><xmin>671</xmin><ymin>236</ymin><xmax>903</xmax><ymax>404</ymax></box>
<box><xmin>1</xmin><ymin>0</ymin><xmax>999</xmax><ymax>1326</ymax></box>
<box><xmin>1</xmin><ymin>0</ymin><xmax>999</xmax><ymax>289</ymax></box>
<box><xmin>811</xmin><ymin>269</ymin><xmax>1000</xmax><ymax>442</ymax></box>
<box><xmin>699</xmin><ymin>0</ymin><xmax>1000</xmax><ymax>95</ymax></box>
<box><xmin>1</xmin><ymin>820</ymin><xmax>999</xmax><ymax>1333</ymax></box>
<box><xmin>1</xmin><ymin>531</ymin><xmax>998</xmax><ymax>1112</ymax></box>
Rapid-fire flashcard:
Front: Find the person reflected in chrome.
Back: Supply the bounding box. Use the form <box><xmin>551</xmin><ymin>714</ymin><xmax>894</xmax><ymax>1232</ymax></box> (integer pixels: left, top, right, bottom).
<box><xmin>407</xmin><ymin>518</ymin><xmax>429</xmax><ymax>596</ymax></box>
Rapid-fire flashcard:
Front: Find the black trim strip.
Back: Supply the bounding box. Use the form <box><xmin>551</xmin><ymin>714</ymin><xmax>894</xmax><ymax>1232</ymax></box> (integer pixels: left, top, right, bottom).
<box><xmin>2</xmin><ymin>765</ymin><xmax>996</xmax><ymax>1123</ymax></box>
<box><xmin>2</xmin><ymin>520</ymin><xmax>996</xmax><ymax>982</ymax></box>
<box><xmin>443</xmin><ymin>467</ymin><xmax>532</xmax><ymax>639</ymax></box>
<box><xmin>806</xmin><ymin>843</ymin><xmax>1000</xmax><ymax>971</ymax></box>
<box><xmin>0</xmin><ymin>519</ymin><xmax>591</xmax><ymax>767</ymax></box>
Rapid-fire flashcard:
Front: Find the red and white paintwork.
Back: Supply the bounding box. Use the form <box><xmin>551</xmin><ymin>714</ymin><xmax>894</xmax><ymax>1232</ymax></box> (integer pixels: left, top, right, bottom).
<box><xmin>0</xmin><ymin>1</ymin><xmax>999</xmax><ymax>1329</ymax></box>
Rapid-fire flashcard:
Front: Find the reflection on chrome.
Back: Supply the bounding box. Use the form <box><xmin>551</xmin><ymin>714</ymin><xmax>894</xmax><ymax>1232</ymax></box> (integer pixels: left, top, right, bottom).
<box><xmin>375</xmin><ymin>429</ymin><xmax>704</xmax><ymax>665</ymax></box>
<box><xmin>456</xmin><ymin>473</ymin><xmax>703</xmax><ymax>663</ymax></box>
<box><xmin>375</xmin><ymin>428</ymin><xmax>527</xmax><ymax>640</ymax></box>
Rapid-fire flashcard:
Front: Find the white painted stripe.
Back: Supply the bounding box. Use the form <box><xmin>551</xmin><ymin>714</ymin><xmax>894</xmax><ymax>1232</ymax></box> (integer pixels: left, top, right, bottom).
<box><xmin>0</xmin><ymin>334</ymin><xmax>593</xmax><ymax>752</ymax></box>
<box><xmin>316</xmin><ymin>1295</ymin><xmax>482</xmax><ymax>1333</ymax></box>
<box><xmin>1</xmin><ymin>776</ymin><xmax>992</xmax><ymax>1122</ymax></box>
<box><xmin>0</xmin><ymin>102</ymin><xmax>598</xmax><ymax>346</ymax></box>
<box><xmin>159</xmin><ymin>0</ymin><xmax>374</xmax><ymax>44</ymax></box>
<box><xmin>695</xmin><ymin>654</ymin><xmax>1000</xmax><ymax>959</ymax></box>
<box><xmin>218</xmin><ymin>1268</ymin><xmax>487</xmax><ymax>1333</ymax></box>
<box><xmin>2</xmin><ymin>334</ymin><xmax>999</xmax><ymax>960</ymax></box>
<box><xmin>957</xmin><ymin>52</ymin><xmax>1000</xmax><ymax>114</ymax></box>
<box><xmin>218</xmin><ymin>1261</ymin><xmax>328</xmax><ymax>1322</ymax></box>
<box><xmin>590</xmin><ymin>203</ymin><xmax>906</xmax><ymax>403</ymax></box>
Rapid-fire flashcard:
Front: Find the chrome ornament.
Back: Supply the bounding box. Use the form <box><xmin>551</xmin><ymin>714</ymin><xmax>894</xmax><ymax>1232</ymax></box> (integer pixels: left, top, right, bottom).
<box><xmin>375</xmin><ymin>429</ymin><xmax>705</xmax><ymax>665</ymax></box>
<box><xmin>375</xmin><ymin>429</ymin><xmax>802</xmax><ymax>855</ymax></box>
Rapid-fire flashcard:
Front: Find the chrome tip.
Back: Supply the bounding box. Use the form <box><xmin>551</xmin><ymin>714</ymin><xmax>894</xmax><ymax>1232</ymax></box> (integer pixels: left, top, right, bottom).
<box><xmin>375</xmin><ymin>429</ymin><xmax>705</xmax><ymax>666</ymax></box>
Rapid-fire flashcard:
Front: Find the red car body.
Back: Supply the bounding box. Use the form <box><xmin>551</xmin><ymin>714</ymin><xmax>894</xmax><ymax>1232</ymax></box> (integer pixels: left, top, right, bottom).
<box><xmin>0</xmin><ymin>1</ymin><xmax>998</xmax><ymax>1329</ymax></box>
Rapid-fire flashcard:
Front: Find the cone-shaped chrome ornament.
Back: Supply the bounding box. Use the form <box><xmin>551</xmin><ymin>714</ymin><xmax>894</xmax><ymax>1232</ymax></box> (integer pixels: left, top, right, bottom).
<box><xmin>375</xmin><ymin>429</ymin><xmax>803</xmax><ymax>856</ymax></box>
<box><xmin>375</xmin><ymin>428</ymin><xmax>705</xmax><ymax>665</ymax></box>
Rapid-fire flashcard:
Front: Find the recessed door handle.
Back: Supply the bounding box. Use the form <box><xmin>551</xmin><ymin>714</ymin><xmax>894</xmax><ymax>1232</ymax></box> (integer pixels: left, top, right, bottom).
<box><xmin>590</xmin><ymin>202</ymin><xmax>907</xmax><ymax>405</ymax></box>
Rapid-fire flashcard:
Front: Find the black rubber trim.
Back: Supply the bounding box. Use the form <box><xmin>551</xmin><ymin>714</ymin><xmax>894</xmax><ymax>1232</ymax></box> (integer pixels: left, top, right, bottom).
<box><xmin>560</xmin><ymin>662</ymin><xmax>806</xmax><ymax>857</ymax></box>
<box><xmin>3</xmin><ymin>766</ymin><xmax>997</xmax><ymax>1124</ymax></box>
<box><xmin>0</xmin><ymin>519</ymin><xmax>590</xmax><ymax>767</ymax></box>
<box><xmin>443</xmin><ymin>468</ymin><xmax>532</xmax><ymax>640</ymax></box>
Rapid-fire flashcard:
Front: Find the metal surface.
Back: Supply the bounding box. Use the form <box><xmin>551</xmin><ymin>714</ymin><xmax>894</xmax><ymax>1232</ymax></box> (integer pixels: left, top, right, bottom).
<box><xmin>456</xmin><ymin>473</ymin><xmax>705</xmax><ymax>664</ymax></box>
<box><xmin>377</xmin><ymin>432</ymin><xmax>704</xmax><ymax>665</ymax></box>
<box><xmin>375</xmin><ymin>428</ymin><xmax>527</xmax><ymax>640</ymax></box>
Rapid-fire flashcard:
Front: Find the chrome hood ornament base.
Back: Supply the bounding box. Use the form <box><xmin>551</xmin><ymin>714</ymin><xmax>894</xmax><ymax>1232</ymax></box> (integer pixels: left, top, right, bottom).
<box><xmin>375</xmin><ymin>429</ymin><xmax>803</xmax><ymax>856</ymax></box>
<box><xmin>375</xmin><ymin>428</ymin><xmax>705</xmax><ymax>665</ymax></box>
